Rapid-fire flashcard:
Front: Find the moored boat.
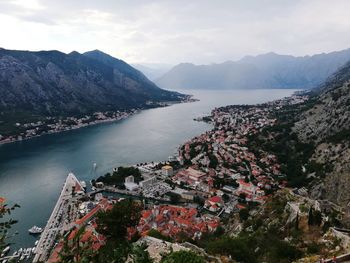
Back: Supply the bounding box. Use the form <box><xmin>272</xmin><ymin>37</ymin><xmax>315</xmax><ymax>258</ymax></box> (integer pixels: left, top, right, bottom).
<box><xmin>28</xmin><ymin>226</ymin><xmax>43</xmax><ymax>234</ymax></box>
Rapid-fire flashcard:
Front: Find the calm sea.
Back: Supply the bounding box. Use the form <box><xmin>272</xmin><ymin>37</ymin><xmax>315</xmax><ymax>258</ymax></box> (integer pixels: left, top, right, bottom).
<box><xmin>0</xmin><ymin>89</ymin><xmax>297</xmax><ymax>249</ymax></box>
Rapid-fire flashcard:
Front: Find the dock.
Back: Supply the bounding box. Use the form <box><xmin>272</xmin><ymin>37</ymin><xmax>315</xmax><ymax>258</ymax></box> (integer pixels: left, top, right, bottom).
<box><xmin>33</xmin><ymin>173</ymin><xmax>84</xmax><ymax>263</ymax></box>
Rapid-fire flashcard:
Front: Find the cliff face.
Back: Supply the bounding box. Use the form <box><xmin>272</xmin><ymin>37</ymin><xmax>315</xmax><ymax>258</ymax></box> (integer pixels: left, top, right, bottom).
<box><xmin>292</xmin><ymin>62</ymin><xmax>350</xmax><ymax>224</ymax></box>
<box><xmin>294</xmin><ymin>80</ymin><xmax>350</xmax><ymax>143</ymax></box>
<box><xmin>0</xmin><ymin>48</ymin><xmax>184</xmax><ymax>117</ymax></box>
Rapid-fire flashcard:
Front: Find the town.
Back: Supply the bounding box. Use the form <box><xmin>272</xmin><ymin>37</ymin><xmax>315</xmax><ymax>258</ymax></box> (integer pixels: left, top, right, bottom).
<box><xmin>0</xmin><ymin>110</ymin><xmax>137</xmax><ymax>145</ymax></box>
<box><xmin>5</xmin><ymin>94</ymin><xmax>314</xmax><ymax>263</ymax></box>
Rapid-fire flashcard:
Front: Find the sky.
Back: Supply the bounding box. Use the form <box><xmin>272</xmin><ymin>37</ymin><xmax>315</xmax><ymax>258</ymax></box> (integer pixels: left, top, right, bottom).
<box><xmin>0</xmin><ymin>0</ymin><xmax>349</xmax><ymax>65</ymax></box>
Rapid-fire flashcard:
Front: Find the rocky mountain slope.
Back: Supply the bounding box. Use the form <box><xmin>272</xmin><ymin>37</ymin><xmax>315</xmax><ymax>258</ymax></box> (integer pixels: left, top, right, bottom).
<box><xmin>292</xmin><ymin>62</ymin><xmax>350</xmax><ymax>222</ymax></box>
<box><xmin>0</xmin><ymin>48</ymin><xmax>184</xmax><ymax>117</ymax></box>
<box><xmin>155</xmin><ymin>49</ymin><xmax>350</xmax><ymax>90</ymax></box>
<box><xmin>294</xmin><ymin>61</ymin><xmax>350</xmax><ymax>143</ymax></box>
<box><xmin>246</xmin><ymin>59</ymin><xmax>350</xmax><ymax>227</ymax></box>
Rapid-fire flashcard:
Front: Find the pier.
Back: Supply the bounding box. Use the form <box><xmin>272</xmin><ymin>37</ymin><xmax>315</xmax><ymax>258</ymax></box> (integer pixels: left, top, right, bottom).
<box><xmin>33</xmin><ymin>173</ymin><xmax>84</xmax><ymax>263</ymax></box>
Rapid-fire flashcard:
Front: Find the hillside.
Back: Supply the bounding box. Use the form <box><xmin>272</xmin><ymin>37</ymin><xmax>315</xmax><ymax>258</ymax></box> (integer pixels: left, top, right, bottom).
<box><xmin>247</xmin><ymin>60</ymin><xmax>350</xmax><ymax>227</ymax></box>
<box><xmin>0</xmin><ymin>48</ymin><xmax>184</xmax><ymax>118</ymax></box>
<box><xmin>292</xmin><ymin>62</ymin><xmax>350</xmax><ymax>222</ymax></box>
<box><xmin>155</xmin><ymin>49</ymin><xmax>350</xmax><ymax>90</ymax></box>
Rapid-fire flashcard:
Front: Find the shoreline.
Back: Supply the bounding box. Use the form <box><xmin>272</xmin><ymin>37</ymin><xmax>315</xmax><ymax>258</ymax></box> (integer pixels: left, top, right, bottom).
<box><xmin>0</xmin><ymin>111</ymin><xmax>137</xmax><ymax>146</ymax></box>
<box><xmin>0</xmin><ymin>98</ymin><xmax>196</xmax><ymax>147</ymax></box>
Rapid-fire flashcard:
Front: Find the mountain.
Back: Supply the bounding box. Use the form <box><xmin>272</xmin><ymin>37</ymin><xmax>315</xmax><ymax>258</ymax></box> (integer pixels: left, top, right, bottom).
<box><xmin>292</xmin><ymin>61</ymin><xmax>350</xmax><ymax>220</ymax></box>
<box><xmin>0</xmin><ymin>48</ymin><xmax>184</xmax><ymax>117</ymax></box>
<box><xmin>250</xmin><ymin>59</ymin><xmax>350</xmax><ymax>225</ymax></box>
<box><xmin>294</xmin><ymin>61</ymin><xmax>350</xmax><ymax>143</ymax></box>
<box><xmin>131</xmin><ymin>63</ymin><xmax>172</xmax><ymax>80</ymax></box>
<box><xmin>155</xmin><ymin>49</ymin><xmax>350</xmax><ymax>90</ymax></box>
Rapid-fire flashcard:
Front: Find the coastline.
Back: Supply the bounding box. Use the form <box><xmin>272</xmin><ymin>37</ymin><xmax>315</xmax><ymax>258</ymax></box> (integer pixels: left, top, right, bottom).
<box><xmin>0</xmin><ymin>98</ymin><xmax>196</xmax><ymax>147</ymax></box>
<box><xmin>0</xmin><ymin>110</ymin><xmax>137</xmax><ymax>146</ymax></box>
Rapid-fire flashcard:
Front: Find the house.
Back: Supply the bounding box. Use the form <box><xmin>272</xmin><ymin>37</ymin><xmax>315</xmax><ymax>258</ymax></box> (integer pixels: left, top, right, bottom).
<box><xmin>162</xmin><ymin>165</ymin><xmax>174</xmax><ymax>177</ymax></box>
<box><xmin>205</xmin><ymin>196</ymin><xmax>224</xmax><ymax>212</ymax></box>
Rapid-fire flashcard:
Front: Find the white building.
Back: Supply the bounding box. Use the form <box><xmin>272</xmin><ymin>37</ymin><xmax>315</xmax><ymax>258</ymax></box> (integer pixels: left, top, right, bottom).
<box><xmin>125</xmin><ymin>175</ymin><xmax>139</xmax><ymax>191</ymax></box>
<box><xmin>125</xmin><ymin>175</ymin><xmax>135</xmax><ymax>183</ymax></box>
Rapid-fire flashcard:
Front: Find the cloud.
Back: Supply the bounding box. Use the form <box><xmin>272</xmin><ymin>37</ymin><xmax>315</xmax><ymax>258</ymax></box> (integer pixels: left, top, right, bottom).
<box><xmin>0</xmin><ymin>0</ymin><xmax>349</xmax><ymax>64</ymax></box>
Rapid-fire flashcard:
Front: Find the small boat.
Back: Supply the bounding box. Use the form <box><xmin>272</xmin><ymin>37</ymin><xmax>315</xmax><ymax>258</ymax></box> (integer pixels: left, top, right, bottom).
<box><xmin>1</xmin><ymin>246</ymin><xmax>10</xmax><ymax>257</ymax></box>
<box><xmin>35</xmin><ymin>240</ymin><xmax>39</xmax><ymax>246</ymax></box>
<box><xmin>28</xmin><ymin>226</ymin><xmax>43</xmax><ymax>234</ymax></box>
<box><xmin>31</xmin><ymin>247</ymin><xmax>36</xmax><ymax>253</ymax></box>
<box><xmin>19</xmin><ymin>254</ymin><xmax>25</xmax><ymax>261</ymax></box>
<box><xmin>18</xmin><ymin>248</ymin><xmax>23</xmax><ymax>254</ymax></box>
<box><xmin>26</xmin><ymin>249</ymin><xmax>32</xmax><ymax>259</ymax></box>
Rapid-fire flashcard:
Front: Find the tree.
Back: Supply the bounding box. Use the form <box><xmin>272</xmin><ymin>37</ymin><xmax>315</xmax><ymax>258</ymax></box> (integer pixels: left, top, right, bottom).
<box><xmin>59</xmin><ymin>226</ymin><xmax>95</xmax><ymax>263</ymax></box>
<box><xmin>308</xmin><ymin>208</ymin><xmax>314</xmax><ymax>226</ymax></box>
<box><xmin>208</xmin><ymin>154</ymin><xmax>218</xmax><ymax>169</ymax></box>
<box><xmin>222</xmin><ymin>193</ymin><xmax>230</xmax><ymax>202</ymax></box>
<box><xmin>239</xmin><ymin>208</ymin><xmax>250</xmax><ymax>221</ymax></box>
<box><xmin>239</xmin><ymin>193</ymin><xmax>247</xmax><ymax>203</ymax></box>
<box><xmin>131</xmin><ymin>243</ymin><xmax>153</xmax><ymax>263</ymax></box>
<box><xmin>161</xmin><ymin>250</ymin><xmax>205</xmax><ymax>263</ymax></box>
<box><xmin>167</xmin><ymin>193</ymin><xmax>181</xmax><ymax>204</ymax></box>
<box><xmin>313</xmin><ymin>210</ymin><xmax>323</xmax><ymax>226</ymax></box>
<box><xmin>0</xmin><ymin>198</ymin><xmax>19</xmax><ymax>253</ymax></box>
<box><xmin>96</xmin><ymin>199</ymin><xmax>142</xmax><ymax>241</ymax></box>
<box><xmin>295</xmin><ymin>212</ymin><xmax>299</xmax><ymax>230</ymax></box>
<box><xmin>93</xmin><ymin>199</ymin><xmax>143</xmax><ymax>262</ymax></box>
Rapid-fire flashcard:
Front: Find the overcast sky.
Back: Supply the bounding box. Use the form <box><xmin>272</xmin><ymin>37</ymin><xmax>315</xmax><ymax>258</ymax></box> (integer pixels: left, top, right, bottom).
<box><xmin>0</xmin><ymin>0</ymin><xmax>349</xmax><ymax>65</ymax></box>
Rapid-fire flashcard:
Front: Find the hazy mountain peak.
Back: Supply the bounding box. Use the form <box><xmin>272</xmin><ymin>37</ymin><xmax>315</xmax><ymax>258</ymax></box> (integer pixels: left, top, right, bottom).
<box><xmin>156</xmin><ymin>48</ymin><xmax>350</xmax><ymax>90</ymax></box>
<box><xmin>68</xmin><ymin>51</ymin><xmax>81</xmax><ymax>56</ymax></box>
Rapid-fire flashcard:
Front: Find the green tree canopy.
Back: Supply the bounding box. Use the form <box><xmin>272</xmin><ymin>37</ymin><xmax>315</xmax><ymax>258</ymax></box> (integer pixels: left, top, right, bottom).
<box><xmin>96</xmin><ymin>199</ymin><xmax>142</xmax><ymax>241</ymax></box>
<box><xmin>161</xmin><ymin>250</ymin><xmax>205</xmax><ymax>263</ymax></box>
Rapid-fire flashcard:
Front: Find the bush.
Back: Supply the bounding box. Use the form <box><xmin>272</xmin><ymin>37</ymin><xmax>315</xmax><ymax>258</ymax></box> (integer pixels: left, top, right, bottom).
<box><xmin>161</xmin><ymin>250</ymin><xmax>205</xmax><ymax>263</ymax></box>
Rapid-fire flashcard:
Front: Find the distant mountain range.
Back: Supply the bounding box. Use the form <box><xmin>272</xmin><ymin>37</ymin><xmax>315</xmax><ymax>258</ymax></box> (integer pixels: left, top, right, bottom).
<box><xmin>131</xmin><ymin>63</ymin><xmax>172</xmax><ymax>81</ymax></box>
<box><xmin>0</xmin><ymin>48</ymin><xmax>184</xmax><ymax>118</ymax></box>
<box><xmin>155</xmin><ymin>49</ymin><xmax>350</xmax><ymax>90</ymax></box>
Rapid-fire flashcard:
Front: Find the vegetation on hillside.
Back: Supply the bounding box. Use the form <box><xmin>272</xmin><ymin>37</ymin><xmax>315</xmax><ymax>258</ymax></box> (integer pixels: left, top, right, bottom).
<box><xmin>95</xmin><ymin>167</ymin><xmax>142</xmax><ymax>187</ymax></box>
<box><xmin>160</xmin><ymin>250</ymin><xmax>205</xmax><ymax>263</ymax></box>
<box><xmin>247</xmin><ymin>99</ymin><xmax>328</xmax><ymax>187</ymax></box>
<box><xmin>0</xmin><ymin>199</ymin><xmax>19</xmax><ymax>254</ymax></box>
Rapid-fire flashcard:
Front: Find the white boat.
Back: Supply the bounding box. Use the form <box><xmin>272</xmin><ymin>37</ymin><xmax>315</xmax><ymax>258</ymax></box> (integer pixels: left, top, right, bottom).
<box><xmin>80</xmin><ymin>180</ymin><xmax>87</xmax><ymax>189</ymax></box>
<box><xmin>1</xmin><ymin>246</ymin><xmax>10</xmax><ymax>257</ymax></box>
<box><xmin>26</xmin><ymin>249</ymin><xmax>31</xmax><ymax>259</ymax></box>
<box><xmin>35</xmin><ymin>240</ymin><xmax>39</xmax><ymax>246</ymax></box>
<box><xmin>19</xmin><ymin>254</ymin><xmax>25</xmax><ymax>261</ymax></box>
<box><xmin>28</xmin><ymin>226</ymin><xmax>43</xmax><ymax>234</ymax></box>
<box><xmin>18</xmin><ymin>248</ymin><xmax>23</xmax><ymax>254</ymax></box>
